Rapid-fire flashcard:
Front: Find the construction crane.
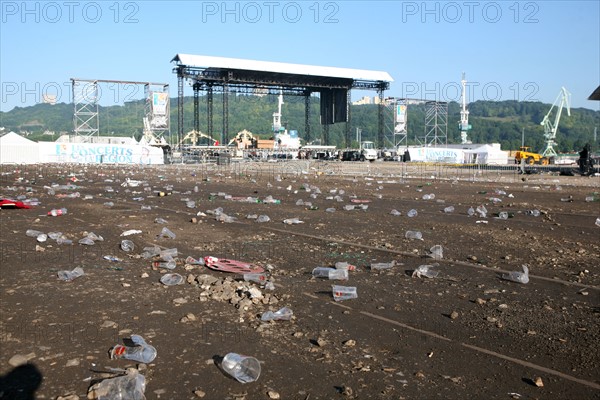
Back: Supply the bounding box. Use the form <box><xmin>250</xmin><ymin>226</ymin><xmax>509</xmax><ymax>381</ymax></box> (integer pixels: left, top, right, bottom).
<box><xmin>540</xmin><ymin>87</ymin><xmax>571</xmax><ymax>157</ymax></box>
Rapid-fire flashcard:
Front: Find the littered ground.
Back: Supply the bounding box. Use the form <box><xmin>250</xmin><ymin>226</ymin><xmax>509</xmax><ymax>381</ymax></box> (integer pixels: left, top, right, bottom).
<box><xmin>1</xmin><ymin>161</ymin><xmax>599</xmax><ymax>400</ymax></box>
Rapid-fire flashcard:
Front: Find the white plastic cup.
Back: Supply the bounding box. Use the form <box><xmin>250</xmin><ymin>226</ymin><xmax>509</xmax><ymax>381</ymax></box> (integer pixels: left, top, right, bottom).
<box><xmin>332</xmin><ymin>285</ymin><xmax>357</xmax><ymax>301</ymax></box>
<box><xmin>221</xmin><ymin>353</ymin><xmax>261</xmax><ymax>383</ymax></box>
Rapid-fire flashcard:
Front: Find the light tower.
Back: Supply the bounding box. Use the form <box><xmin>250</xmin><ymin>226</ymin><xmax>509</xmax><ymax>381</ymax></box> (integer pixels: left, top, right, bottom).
<box><xmin>459</xmin><ymin>72</ymin><xmax>472</xmax><ymax>144</ymax></box>
<box><xmin>272</xmin><ymin>93</ymin><xmax>284</xmax><ymax>133</ymax></box>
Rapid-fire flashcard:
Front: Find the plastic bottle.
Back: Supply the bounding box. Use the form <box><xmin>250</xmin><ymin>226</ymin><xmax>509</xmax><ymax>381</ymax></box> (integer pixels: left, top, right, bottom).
<box><xmin>26</xmin><ymin>229</ymin><xmax>44</xmax><ymax>237</ymax></box>
<box><xmin>312</xmin><ymin>267</ymin><xmax>348</xmax><ymax>280</ymax></box>
<box><xmin>283</xmin><ymin>218</ymin><xmax>304</xmax><ymax>225</ymax></box>
<box><xmin>595</xmin><ymin>217</ymin><xmax>600</xmax><ymax>227</ymax></box>
<box><xmin>194</xmin><ymin>185</ymin><xmax>199</xmax><ymax>193</ymax></box>
<box><xmin>407</xmin><ymin>209</ymin><xmax>418</xmax><ymax>218</ymax></box>
<box><xmin>325</xmin><ymin>208</ymin><xmax>336</xmax><ymax>213</ymax></box>
<box><xmin>154</xmin><ymin>217</ymin><xmax>168</xmax><ymax>224</ymax></box>
<box><xmin>443</xmin><ymin>206</ymin><xmax>455</xmax><ymax>213</ymax></box>
<box><xmin>110</xmin><ymin>335</ymin><xmax>157</xmax><ymax>363</ymax></box>
<box><xmin>260</xmin><ymin>307</ymin><xmax>293</xmax><ymax>321</ymax></box>
<box><xmin>152</xmin><ymin>260</ymin><xmax>176</xmax><ymax>270</ymax></box>
<box><xmin>497</xmin><ymin>211</ymin><xmax>508</xmax><ymax>220</ymax></box>
<box><xmin>467</xmin><ymin>207</ymin><xmax>475</xmax><ymax>216</ymax></box>
<box><xmin>243</xmin><ymin>273</ymin><xmax>267</xmax><ymax>284</ymax></box>
<box><xmin>405</xmin><ymin>230</ymin><xmax>423</xmax><ymax>240</ymax></box>
<box><xmin>370</xmin><ymin>261</ymin><xmax>395</xmax><ymax>270</ymax></box>
<box><xmin>159</xmin><ymin>227</ymin><xmax>176</xmax><ymax>239</ymax></box>
<box><xmin>160</xmin><ymin>273</ymin><xmax>184</xmax><ymax>285</ymax></box>
<box><xmin>36</xmin><ymin>233</ymin><xmax>48</xmax><ymax>243</ymax></box>
<box><xmin>502</xmin><ymin>265</ymin><xmax>529</xmax><ymax>284</ymax></box>
<box><xmin>121</xmin><ymin>240</ymin><xmax>135</xmax><ymax>252</ymax></box>
<box><xmin>527</xmin><ymin>209</ymin><xmax>540</xmax><ymax>217</ymax></box>
<box><xmin>57</xmin><ymin>267</ymin><xmax>84</xmax><ymax>281</ymax></box>
<box><xmin>476</xmin><ymin>205</ymin><xmax>487</xmax><ymax>218</ymax></box>
<box><xmin>56</xmin><ymin>237</ymin><xmax>73</xmax><ymax>245</ymax></box>
<box><xmin>186</xmin><ymin>200</ymin><xmax>196</xmax><ymax>209</ymax></box>
<box><xmin>334</xmin><ymin>262</ymin><xmax>356</xmax><ymax>271</ymax></box>
<box><xmin>88</xmin><ymin>368</ymin><xmax>146</xmax><ymax>400</ymax></box>
<box><xmin>429</xmin><ymin>245</ymin><xmax>443</xmax><ymax>259</ymax></box>
<box><xmin>256</xmin><ymin>215</ymin><xmax>270</xmax><ymax>223</ymax></box>
<box><xmin>412</xmin><ymin>265</ymin><xmax>440</xmax><ymax>278</ymax></box>
<box><xmin>78</xmin><ymin>237</ymin><xmax>95</xmax><ymax>245</ymax></box>
<box><xmin>332</xmin><ymin>285</ymin><xmax>357</xmax><ymax>301</ymax></box>
<box><xmin>221</xmin><ymin>353</ymin><xmax>261</xmax><ymax>383</ymax></box>
<box><xmin>47</xmin><ymin>208</ymin><xmax>67</xmax><ymax>217</ymax></box>
<box><xmin>343</xmin><ymin>205</ymin><xmax>356</xmax><ymax>211</ymax></box>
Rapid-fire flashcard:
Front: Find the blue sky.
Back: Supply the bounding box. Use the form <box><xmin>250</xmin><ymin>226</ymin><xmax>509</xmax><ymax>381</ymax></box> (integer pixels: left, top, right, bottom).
<box><xmin>1</xmin><ymin>1</ymin><xmax>599</xmax><ymax>111</ymax></box>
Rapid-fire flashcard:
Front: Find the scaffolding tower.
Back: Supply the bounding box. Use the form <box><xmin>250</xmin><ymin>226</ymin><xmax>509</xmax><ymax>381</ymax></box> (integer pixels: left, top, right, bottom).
<box><xmin>423</xmin><ymin>101</ymin><xmax>448</xmax><ymax>146</ymax></box>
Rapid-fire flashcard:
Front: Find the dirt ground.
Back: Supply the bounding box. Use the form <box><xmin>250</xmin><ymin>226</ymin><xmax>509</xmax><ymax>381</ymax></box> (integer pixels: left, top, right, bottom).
<box><xmin>1</xmin><ymin>161</ymin><xmax>599</xmax><ymax>400</ymax></box>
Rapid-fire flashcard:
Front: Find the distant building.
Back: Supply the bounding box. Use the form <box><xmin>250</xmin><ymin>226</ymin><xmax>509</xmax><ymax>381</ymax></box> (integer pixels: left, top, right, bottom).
<box><xmin>352</xmin><ymin>96</ymin><xmax>372</xmax><ymax>105</ymax></box>
<box><xmin>43</xmin><ymin>94</ymin><xmax>57</xmax><ymax>105</ymax></box>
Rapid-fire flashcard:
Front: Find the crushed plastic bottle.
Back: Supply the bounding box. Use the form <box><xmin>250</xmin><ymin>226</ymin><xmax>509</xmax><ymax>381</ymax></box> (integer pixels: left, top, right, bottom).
<box><xmin>422</xmin><ymin>193</ymin><xmax>435</xmax><ymax>200</ymax></box>
<box><xmin>526</xmin><ymin>209</ymin><xmax>541</xmax><ymax>217</ymax></box>
<box><xmin>154</xmin><ymin>217</ymin><xmax>168</xmax><ymax>224</ymax></box>
<box><xmin>283</xmin><ymin>218</ymin><xmax>304</xmax><ymax>225</ymax></box>
<box><xmin>334</xmin><ymin>262</ymin><xmax>356</xmax><ymax>271</ymax></box>
<box><xmin>221</xmin><ymin>353</ymin><xmax>261</xmax><ymax>383</ymax></box>
<box><xmin>405</xmin><ymin>230</ymin><xmax>423</xmax><ymax>240</ymax></box>
<box><xmin>36</xmin><ymin>233</ymin><xmax>48</xmax><ymax>243</ymax></box>
<box><xmin>256</xmin><ymin>215</ymin><xmax>270</xmax><ymax>223</ymax></box>
<box><xmin>110</xmin><ymin>335</ymin><xmax>157</xmax><ymax>363</ymax></box>
<box><xmin>160</xmin><ymin>273</ymin><xmax>184</xmax><ymax>285</ymax></box>
<box><xmin>260</xmin><ymin>307</ymin><xmax>293</xmax><ymax>322</ymax></box>
<box><xmin>332</xmin><ymin>285</ymin><xmax>357</xmax><ymax>301</ymax></box>
<box><xmin>78</xmin><ymin>237</ymin><xmax>95</xmax><ymax>245</ymax></box>
<box><xmin>595</xmin><ymin>217</ymin><xmax>600</xmax><ymax>227</ymax></box>
<box><xmin>467</xmin><ymin>207</ymin><xmax>475</xmax><ymax>216</ymax></box>
<box><xmin>370</xmin><ymin>261</ymin><xmax>395</xmax><ymax>270</ymax></box>
<box><xmin>412</xmin><ymin>265</ymin><xmax>440</xmax><ymax>278</ymax></box>
<box><xmin>153</xmin><ymin>260</ymin><xmax>176</xmax><ymax>270</ymax></box>
<box><xmin>502</xmin><ymin>265</ymin><xmax>529</xmax><ymax>284</ymax></box>
<box><xmin>407</xmin><ymin>209</ymin><xmax>418</xmax><ymax>218</ymax></box>
<box><xmin>242</xmin><ymin>273</ymin><xmax>268</xmax><ymax>284</ymax></box>
<box><xmin>26</xmin><ymin>229</ymin><xmax>44</xmax><ymax>237</ymax></box>
<box><xmin>57</xmin><ymin>267</ymin><xmax>84</xmax><ymax>281</ymax></box>
<box><xmin>121</xmin><ymin>240</ymin><xmax>135</xmax><ymax>252</ymax></box>
<box><xmin>343</xmin><ymin>205</ymin><xmax>356</xmax><ymax>211</ymax></box>
<box><xmin>390</xmin><ymin>209</ymin><xmax>401</xmax><ymax>216</ymax></box>
<box><xmin>325</xmin><ymin>208</ymin><xmax>336</xmax><ymax>212</ymax></box>
<box><xmin>429</xmin><ymin>245</ymin><xmax>443</xmax><ymax>260</ymax></box>
<box><xmin>159</xmin><ymin>227</ymin><xmax>176</xmax><ymax>239</ymax></box>
<box><xmin>443</xmin><ymin>206</ymin><xmax>455</xmax><ymax>213</ymax></box>
<box><xmin>497</xmin><ymin>211</ymin><xmax>509</xmax><ymax>220</ymax></box>
<box><xmin>47</xmin><ymin>207</ymin><xmax>67</xmax><ymax>217</ymax></box>
<box><xmin>312</xmin><ymin>267</ymin><xmax>348</xmax><ymax>280</ymax></box>
<box><xmin>87</xmin><ymin>368</ymin><xmax>146</xmax><ymax>400</ymax></box>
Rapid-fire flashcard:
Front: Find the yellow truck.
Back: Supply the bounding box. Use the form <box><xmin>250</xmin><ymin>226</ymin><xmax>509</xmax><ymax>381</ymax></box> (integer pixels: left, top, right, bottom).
<box><xmin>514</xmin><ymin>146</ymin><xmax>550</xmax><ymax>165</ymax></box>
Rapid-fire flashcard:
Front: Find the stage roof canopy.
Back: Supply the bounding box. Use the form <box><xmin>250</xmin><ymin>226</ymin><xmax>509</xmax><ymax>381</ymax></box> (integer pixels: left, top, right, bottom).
<box><xmin>171</xmin><ymin>54</ymin><xmax>393</xmax><ymax>91</ymax></box>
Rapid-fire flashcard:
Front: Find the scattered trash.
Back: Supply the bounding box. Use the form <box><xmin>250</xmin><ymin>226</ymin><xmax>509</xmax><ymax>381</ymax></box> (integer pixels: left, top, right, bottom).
<box><xmin>153</xmin><ymin>260</ymin><xmax>176</xmax><ymax>270</ymax></box>
<box><xmin>429</xmin><ymin>245</ymin><xmax>443</xmax><ymax>260</ymax></box>
<box><xmin>405</xmin><ymin>230</ymin><xmax>423</xmax><ymax>240</ymax></box>
<box><xmin>185</xmin><ymin>256</ymin><xmax>205</xmax><ymax>266</ymax></box>
<box><xmin>332</xmin><ymin>285</ymin><xmax>357</xmax><ymax>301</ymax></box>
<box><xmin>110</xmin><ymin>335</ymin><xmax>157</xmax><ymax>363</ymax></box>
<box><xmin>370</xmin><ymin>261</ymin><xmax>395</xmax><ymax>270</ymax></box>
<box><xmin>120</xmin><ymin>229</ymin><xmax>142</xmax><ymax>236</ymax></box>
<box><xmin>47</xmin><ymin>207</ymin><xmax>67</xmax><ymax>216</ymax></box>
<box><xmin>312</xmin><ymin>267</ymin><xmax>349</xmax><ymax>280</ymax></box>
<box><xmin>204</xmin><ymin>256</ymin><xmax>265</xmax><ymax>273</ymax></box>
<box><xmin>221</xmin><ymin>353</ymin><xmax>261</xmax><ymax>383</ymax></box>
<box><xmin>407</xmin><ymin>209</ymin><xmax>418</xmax><ymax>218</ymax></box>
<box><xmin>256</xmin><ymin>215</ymin><xmax>270</xmax><ymax>223</ymax></box>
<box><xmin>120</xmin><ymin>240</ymin><xmax>135</xmax><ymax>252</ymax></box>
<box><xmin>242</xmin><ymin>273</ymin><xmax>268</xmax><ymax>284</ymax></box>
<box><xmin>261</xmin><ymin>307</ymin><xmax>293</xmax><ymax>321</ymax></box>
<box><xmin>159</xmin><ymin>227</ymin><xmax>176</xmax><ymax>239</ymax></box>
<box><xmin>334</xmin><ymin>262</ymin><xmax>356</xmax><ymax>271</ymax></box>
<box><xmin>160</xmin><ymin>273</ymin><xmax>184</xmax><ymax>285</ymax></box>
<box><xmin>412</xmin><ymin>265</ymin><xmax>439</xmax><ymax>278</ymax></box>
<box><xmin>87</xmin><ymin>368</ymin><xmax>146</xmax><ymax>400</ymax></box>
<box><xmin>502</xmin><ymin>265</ymin><xmax>529</xmax><ymax>284</ymax></box>
<box><xmin>57</xmin><ymin>267</ymin><xmax>84</xmax><ymax>281</ymax></box>
<box><xmin>283</xmin><ymin>218</ymin><xmax>304</xmax><ymax>225</ymax></box>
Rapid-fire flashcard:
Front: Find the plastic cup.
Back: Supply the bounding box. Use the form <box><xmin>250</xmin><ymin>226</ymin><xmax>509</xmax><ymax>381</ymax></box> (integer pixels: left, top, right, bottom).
<box><xmin>160</xmin><ymin>273</ymin><xmax>184</xmax><ymax>286</ymax></box>
<box><xmin>221</xmin><ymin>353</ymin><xmax>261</xmax><ymax>383</ymax></box>
<box><xmin>332</xmin><ymin>285</ymin><xmax>357</xmax><ymax>301</ymax></box>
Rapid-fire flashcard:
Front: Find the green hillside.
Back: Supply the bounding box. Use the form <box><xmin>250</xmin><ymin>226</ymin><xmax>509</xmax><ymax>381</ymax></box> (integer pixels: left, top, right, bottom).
<box><xmin>1</xmin><ymin>97</ymin><xmax>598</xmax><ymax>152</ymax></box>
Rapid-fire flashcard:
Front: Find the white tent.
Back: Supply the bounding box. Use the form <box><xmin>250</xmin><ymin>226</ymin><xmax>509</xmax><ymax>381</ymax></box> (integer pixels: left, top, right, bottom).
<box><xmin>463</xmin><ymin>144</ymin><xmax>508</xmax><ymax>165</ymax></box>
<box><xmin>0</xmin><ymin>132</ymin><xmax>40</xmax><ymax>164</ymax></box>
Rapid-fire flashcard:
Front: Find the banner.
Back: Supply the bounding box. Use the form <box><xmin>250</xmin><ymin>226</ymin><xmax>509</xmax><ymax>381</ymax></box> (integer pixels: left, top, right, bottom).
<box><xmin>152</xmin><ymin>92</ymin><xmax>169</xmax><ymax>116</ymax></box>
<box><xmin>395</xmin><ymin>104</ymin><xmax>407</xmax><ymax>133</ymax></box>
